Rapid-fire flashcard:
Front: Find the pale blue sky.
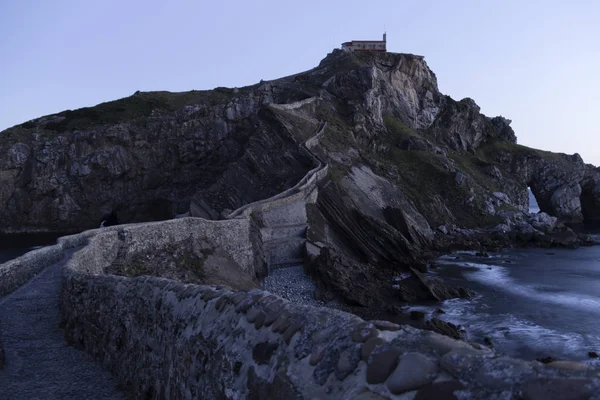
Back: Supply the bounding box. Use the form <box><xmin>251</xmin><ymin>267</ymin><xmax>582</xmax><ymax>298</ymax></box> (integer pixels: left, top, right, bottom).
<box><xmin>1</xmin><ymin>0</ymin><xmax>599</xmax><ymax>165</ymax></box>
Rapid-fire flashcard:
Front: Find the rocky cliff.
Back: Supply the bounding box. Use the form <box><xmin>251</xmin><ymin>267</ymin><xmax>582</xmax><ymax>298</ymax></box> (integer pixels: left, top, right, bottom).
<box><xmin>2</xmin><ymin>50</ymin><xmax>599</xmax><ymax>306</ymax></box>
<box><xmin>0</xmin><ymin>88</ymin><xmax>314</xmax><ymax>233</ymax></box>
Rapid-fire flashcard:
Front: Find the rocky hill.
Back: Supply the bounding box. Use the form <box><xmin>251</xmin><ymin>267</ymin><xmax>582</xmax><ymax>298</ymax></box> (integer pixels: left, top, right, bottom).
<box><xmin>2</xmin><ymin>50</ymin><xmax>599</xmax><ymax>306</ymax></box>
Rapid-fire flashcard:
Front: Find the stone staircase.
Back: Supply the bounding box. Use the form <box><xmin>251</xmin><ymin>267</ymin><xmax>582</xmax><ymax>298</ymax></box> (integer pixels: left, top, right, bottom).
<box><xmin>263</xmin><ymin>237</ymin><xmax>306</xmax><ymax>267</ymax></box>
<box><xmin>261</xmin><ymin>223</ymin><xmax>307</xmax><ymax>241</ymax></box>
<box><xmin>186</xmin><ymin>100</ymin><xmax>328</xmax><ymax>272</ymax></box>
<box><xmin>261</xmin><ymin>219</ymin><xmax>308</xmax><ymax>268</ymax></box>
<box><xmin>259</xmin><ymin>197</ymin><xmax>310</xmax><ymax>268</ymax></box>
<box><xmin>219</xmin><ymin>116</ymin><xmax>328</xmax><ymax>271</ymax></box>
<box><xmin>251</xmin><ymin>121</ymin><xmax>327</xmax><ymax>270</ymax></box>
<box><xmin>107</xmin><ymin>229</ymin><xmax>131</xmax><ymax>273</ymax></box>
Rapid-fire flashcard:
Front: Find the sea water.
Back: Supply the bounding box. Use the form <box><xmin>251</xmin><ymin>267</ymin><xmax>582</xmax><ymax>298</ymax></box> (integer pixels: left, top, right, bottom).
<box><xmin>410</xmin><ymin>189</ymin><xmax>600</xmax><ymax>362</ymax></box>
<box><xmin>423</xmin><ymin>246</ymin><xmax>600</xmax><ymax>362</ymax></box>
<box><xmin>0</xmin><ymin>234</ymin><xmax>62</xmax><ymax>264</ymax></box>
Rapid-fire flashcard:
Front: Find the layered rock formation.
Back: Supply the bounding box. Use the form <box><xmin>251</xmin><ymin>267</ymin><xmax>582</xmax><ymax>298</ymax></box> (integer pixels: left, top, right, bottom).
<box><xmin>2</xmin><ymin>48</ymin><xmax>600</xmax><ymax>397</ymax></box>
<box><xmin>2</xmin><ymin>49</ymin><xmax>599</xmax><ymax>307</ymax></box>
<box><xmin>0</xmin><ymin>90</ymin><xmax>314</xmax><ymax>233</ymax></box>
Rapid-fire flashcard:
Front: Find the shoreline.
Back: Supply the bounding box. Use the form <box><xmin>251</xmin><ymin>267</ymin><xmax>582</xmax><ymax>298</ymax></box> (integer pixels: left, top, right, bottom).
<box><xmin>419</xmin><ymin>246</ymin><xmax>600</xmax><ymax>363</ymax></box>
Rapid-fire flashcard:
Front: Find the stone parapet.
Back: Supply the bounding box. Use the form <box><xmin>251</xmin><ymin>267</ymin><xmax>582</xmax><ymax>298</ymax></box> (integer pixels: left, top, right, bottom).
<box><xmin>59</xmin><ymin>227</ymin><xmax>600</xmax><ymax>399</ymax></box>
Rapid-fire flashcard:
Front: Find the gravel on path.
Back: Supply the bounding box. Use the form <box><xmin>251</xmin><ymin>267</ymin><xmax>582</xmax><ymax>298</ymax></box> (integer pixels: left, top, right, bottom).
<box><xmin>262</xmin><ymin>265</ymin><xmax>325</xmax><ymax>307</ymax></box>
<box><xmin>262</xmin><ymin>265</ymin><xmax>399</xmax><ymax>322</ymax></box>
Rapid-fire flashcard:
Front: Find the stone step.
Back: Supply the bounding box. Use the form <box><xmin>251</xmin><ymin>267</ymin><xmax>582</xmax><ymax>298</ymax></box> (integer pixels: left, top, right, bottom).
<box><xmin>263</xmin><ymin>238</ymin><xmax>306</xmax><ymax>267</ymax></box>
<box><xmin>259</xmin><ymin>202</ymin><xmax>308</xmax><ymax>227</ymax></box>
<box><xmin>263</xmin><ymin>237</ymin><xmax>307</xmax><ymax>246</ymax></box>
<box><xmin>269</xmin><ymin>259</ymin><xmax>305</xmax><ymax>269</ymax></box>
<box><xmin>261</xmin><ymin>224</ymin><xmax>307</xmax><ymax>241</ymax></box>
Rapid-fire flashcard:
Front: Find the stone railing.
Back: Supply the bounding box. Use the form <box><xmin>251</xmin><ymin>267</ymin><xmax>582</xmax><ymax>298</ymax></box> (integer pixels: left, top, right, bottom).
<box><xmin>0</xmin><ymin>232</ymin><xmax>92</xmax><ymax>297</ymax></box>
<box><xmin>0</xmin><ymin>317</ymin><xmax>4</xmax><ymax>369</ymax></box>
<box><xmin>226</xmin><ymin>160</ymin><xmax>327</xmax><ymax>220</ymax></box>
<box><xmin>0</xmin><ymin>103</ymin><xmax>327</xmax><ymax>294</ymax></box>
<box><xmin>189</xmin><ymin>117</ymin><xmax>328</xmax><ymax>269</ymax></box>
<box><xmin>0</xmin><ymin>215</ymin><xmax>261</xmax><ymax>297</ymax></box>
<box><xmin>60</xmin><ymin>227</ymin><xmax>600</xmax><ymax>399</ymax></box>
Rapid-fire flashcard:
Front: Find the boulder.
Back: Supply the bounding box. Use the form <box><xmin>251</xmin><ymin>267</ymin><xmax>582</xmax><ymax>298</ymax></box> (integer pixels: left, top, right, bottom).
<box><xmin>409</xmin><ymin>268</ymin><xmax>473</xmax><ymax>301</ymax></box>
<box><xmin>492</xmin><ymin>192</ymin><xmax>511</xmax><ymax>203</ymax></box>
<box><xmin>423</xmin><ymin>318</ymin><xmax>465</xmax><ymax>340</ymax></box>
<box><xmin>528</xmin><ymin>212</ymin><xmax>558</xmax><ymax>233</ymax></box>
<box><xmin>305</xmin><ymin>247</ymin><xmax>397</xmax><ymax>307</ymax></box>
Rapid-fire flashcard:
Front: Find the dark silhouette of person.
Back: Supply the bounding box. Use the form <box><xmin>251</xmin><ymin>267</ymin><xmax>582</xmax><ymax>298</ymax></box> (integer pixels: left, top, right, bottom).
<box><xmin>100</xmin><ymin>211</ymin><xmax>120</xmax><ymax>227</ymax></box>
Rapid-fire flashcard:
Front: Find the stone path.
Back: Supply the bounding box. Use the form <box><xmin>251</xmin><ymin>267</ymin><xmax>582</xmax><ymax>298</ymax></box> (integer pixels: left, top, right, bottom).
<box><xmin>0</xmin><ymin>250</ymin><xmax>125</xmax><ymax>400</ymax></box>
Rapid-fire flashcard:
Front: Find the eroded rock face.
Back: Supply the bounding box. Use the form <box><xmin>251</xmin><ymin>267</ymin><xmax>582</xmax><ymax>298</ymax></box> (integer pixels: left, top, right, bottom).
<box><xmin>428</xmin><ymin>98</ymin><xmax>517</xmax><ymax>151</ymax></box>
<box><xmin>0</xmin><ymin>93</ymin><xmax>313</xmax><ymax>233</ymax></box>
<box><xmin>1</xmin><ymin>50</ymin><xmax>598</xmax><ymax>265</ymax></box>
<box><xmin>305</xmin><ymin>246</ymin><xmax>397</xmax><ymax>307</ymax></box>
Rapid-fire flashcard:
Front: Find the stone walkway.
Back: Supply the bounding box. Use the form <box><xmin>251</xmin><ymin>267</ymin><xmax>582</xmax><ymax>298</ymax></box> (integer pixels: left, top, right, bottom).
<box><xmin>0</xmin><ymin>250</ymin><xmax>125</xmax><ymax>400</ymax></box>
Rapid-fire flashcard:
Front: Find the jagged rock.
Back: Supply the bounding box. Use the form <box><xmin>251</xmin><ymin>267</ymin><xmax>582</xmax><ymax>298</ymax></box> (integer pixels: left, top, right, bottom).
<box><xmin>428</xmin><ymin>97</ymin><xmax>516</xmax><ymax>151</ymax></box>
<box><xmin>529</xmin><ymin>212</ymin><xmax>558</xmax><ymax>233</ymax></box>
<box><xmin>492</xmin><ymin>192</ymin><xmax>511</xmax><ymax>203</ymax></box>
<box><xmin>307</xmin><ymin>165</ymin><xmax>433</xmax><ymax>267</ymax></box>
<box><xmin>455</xmin><ymin>171</ymin><xmax>465</xmax><ymax>185</ymax></box>
<box><xmin>2</xmin><ymin>49</ymin><xmax>597</xmax><ymax>239</ymax></box>
<box><xmin>409</xmin><ymin>268</ymin><xmax>473</xmax><ymax>301</ymax></box>
<box><xmin>305</xmin><ymin>247</ymin><xmax>397</xmax><ymax>306</ymax></box>
<box><xmin>1</xmin><ymin>48</ymin><xmax>598</xmax><ymax>281</ymax></box>
<box><xmin>303</xmin><ymin>241</ymin><xmax>323</xmax><ymax>264</ymax></box>
<box><xmin>423</xmin><ymin>318</ymin><xmax>465</xmax><ymax>340</ymax></box>
<box><xmin>486</xmin><ymin>165</ymin><xmax>503</xmax><ymax>180</ymax></box>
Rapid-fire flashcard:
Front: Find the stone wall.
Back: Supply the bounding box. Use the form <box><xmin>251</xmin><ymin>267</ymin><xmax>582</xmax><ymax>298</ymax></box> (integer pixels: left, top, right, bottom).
<box><xmin>60</xmin><ymin>228</ymin><xmax>600</xmax><ymax>399</ymax></box>
<box><xmin>122</xmin><ymin>218</ymin><xmax>261</xmax><ymax>278</ymax></box>
<box><xmin>0</xmin><ymin>231</ymin><xmax>92</xmax><ymax>297</ymax></box>
<box><xmin>0</xmin><ymin>317</ymin><xmax>4</xmax><ymax>369</ymax></box>
<box><xmin>0</xmin><ymin>245</ymin><xmax>62</xmax><ymax>297</ymax></box>
<box><xmin>0</xmin><ymin>215</ymin><xmax>262</xmax><ymax>298</ymax></box>
<box><xmin>249</xmin><ymin>165</ymin><xmax>328</xmax><ymax>267</ymax></box>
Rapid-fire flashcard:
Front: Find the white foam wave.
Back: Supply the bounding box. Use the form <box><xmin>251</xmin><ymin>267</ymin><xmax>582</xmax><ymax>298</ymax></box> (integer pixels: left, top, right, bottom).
<box><xmin>423</xmin><ymin>298</ymin><xmax>600</xmax><ymax>360</ymax></box>
<box><xmin>435</xmin><ymin>260</ymin><xmax>497</xmax><ymax>269</ymax></box>
<box><xmin>463</xmin><ymin>264</ymin><xmax>600</xmax><ymax>314</ymax></box>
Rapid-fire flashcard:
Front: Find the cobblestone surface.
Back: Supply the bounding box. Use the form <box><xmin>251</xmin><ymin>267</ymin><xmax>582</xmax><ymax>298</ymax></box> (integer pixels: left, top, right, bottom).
<box><xmin>0</xmin><ymin>250</ymin><xmax>125</xmax><ymax>400</ymax></box>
